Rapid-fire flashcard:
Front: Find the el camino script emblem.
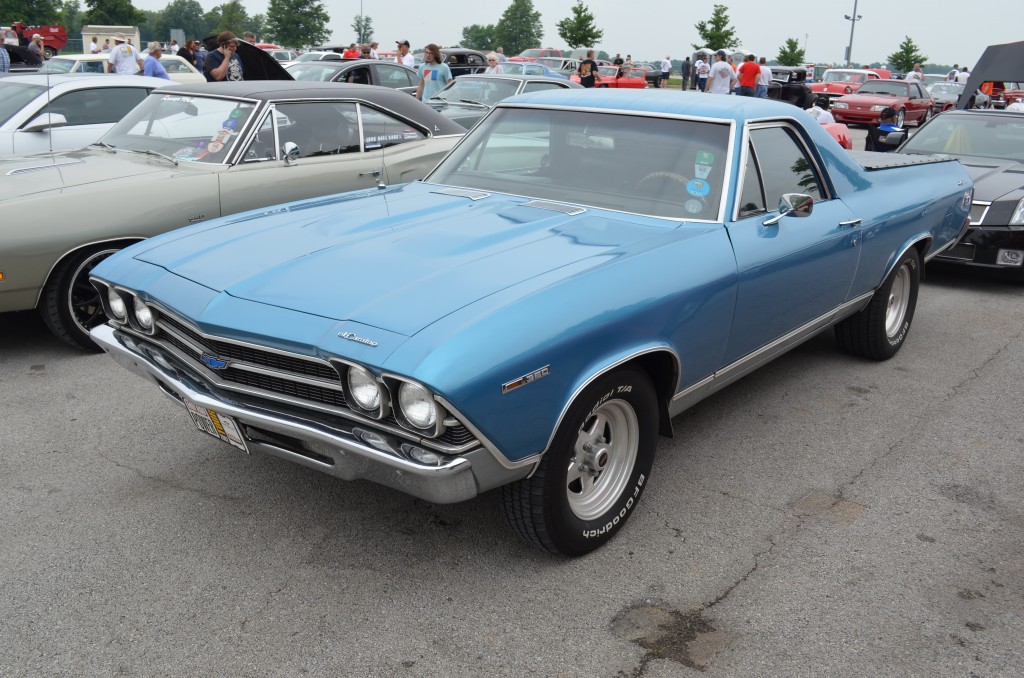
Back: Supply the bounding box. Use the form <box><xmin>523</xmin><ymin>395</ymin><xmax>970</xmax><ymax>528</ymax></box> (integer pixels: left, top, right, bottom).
<box><xmin>502</xmin><ymin>365</ymin><xmax>550</xmax><ymax>394</ymax></box>
<box><xmin>201</xmin><ymin>354</ymin><xmax>228</xmax><ymax>370</ymax></box>
<box><xmin>339</xmin><ymin>331</ymin><xmax>379</xmax><ymax>347</ymax></box>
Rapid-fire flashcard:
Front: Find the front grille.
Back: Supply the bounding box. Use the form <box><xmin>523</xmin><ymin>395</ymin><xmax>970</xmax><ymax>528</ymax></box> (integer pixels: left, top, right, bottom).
<box><xmin>149</xmin><ymin>310</ymin><xmax>478</xmax><ymax>452</ymax></box>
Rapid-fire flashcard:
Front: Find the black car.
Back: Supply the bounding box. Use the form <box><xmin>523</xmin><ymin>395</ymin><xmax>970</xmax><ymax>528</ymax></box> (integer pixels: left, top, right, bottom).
<box><xmin>424</xmin><ymin>73</ymin><xmax>581</xmax><ymax>128</ymax></box>
<box><xmin>441</xmin><ymin>48</ymin><xmax>489</xmax><ymax>77</ymax></box>
<box><xmin>285</xmin><ymin>59</ymin><xmax>419</xmax><ymax>95</ymax></box>
<box><xmin>895</xmin><ymin>109</ymin><xmax>1024</xmax><ymax>277</ymax></box>
<box><xmin>633</xmin><ymin>63</ymin><xmax>664</xmax><ymax>88</ymax></box>
<box><xmin>767</xmin><ymin>67</ymin><xmax>815</xmax><ymax>108</ymax></box>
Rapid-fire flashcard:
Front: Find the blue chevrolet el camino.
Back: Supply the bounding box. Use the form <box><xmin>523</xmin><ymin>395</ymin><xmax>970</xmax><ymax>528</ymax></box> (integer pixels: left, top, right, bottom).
<box><xmin>89</xmin><ymin>91</ymin><xmax>973</xmax><ymax>555</ymax></box>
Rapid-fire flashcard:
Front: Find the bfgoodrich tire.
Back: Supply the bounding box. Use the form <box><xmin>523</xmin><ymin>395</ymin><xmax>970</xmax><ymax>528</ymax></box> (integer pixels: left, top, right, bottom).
<box><xmin>835</xmin><ymin>247</ymin><xmax>920</xmax><ymax>360</ymax></box>
<box><xmin>502</xmin><ymin>368</ymin><xmax>657</xmax><ymax>556</ymax></box>
<box><xmin>40</xmin><ymin>246</ymin><xmax>121</xmax><ymax>351</ymax></box>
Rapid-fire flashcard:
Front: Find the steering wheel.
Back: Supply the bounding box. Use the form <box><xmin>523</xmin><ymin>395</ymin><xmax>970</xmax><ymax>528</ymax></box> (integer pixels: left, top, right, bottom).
<box><xmin>635</xmin><ymin>171</ymin><xmax>690</xmax><ymax>193</ymax></box>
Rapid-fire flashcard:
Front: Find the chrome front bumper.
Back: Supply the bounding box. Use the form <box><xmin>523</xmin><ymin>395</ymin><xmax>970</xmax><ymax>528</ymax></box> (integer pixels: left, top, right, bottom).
<box><xmin>91</xmin><ymin>324</ymin><xmax>530</xmax><ymax>504</ymax></box>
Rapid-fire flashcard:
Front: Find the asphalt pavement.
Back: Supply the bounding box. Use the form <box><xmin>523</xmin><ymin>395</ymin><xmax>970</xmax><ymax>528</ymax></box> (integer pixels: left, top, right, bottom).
<box><xmin>2</xmin><ymin>252</ymin><xmax>1022</xmax><ymax>674</ymax></box>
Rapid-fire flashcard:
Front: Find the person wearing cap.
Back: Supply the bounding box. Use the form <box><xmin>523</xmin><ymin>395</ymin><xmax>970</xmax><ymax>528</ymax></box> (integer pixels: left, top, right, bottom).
<box><xmin>415</xmin><ymin>43</ymin><xmax>452</xmax><ymax>101</ymax></box>
<box><xmin>143</xmin><ymin>42</ymin><xmax>170</xmax><ymax>79</ymax></box>
<box><xmin>395</xmin><ymin>40</ymin><xmax>414</xmax><ymax>68</ymax></box>
<box><xmin>106</xmin><ymin>32</ymin><xmax>144</xmax><ymax>74</ymax></box>
<box><xmin>204</xmin><ymin>31</ymin><xmax>244</xmax><ymax>81</ymax></box>
<box><xmin>865</xmin><ymin>107</ymin><xmax>903</xmax><ymax>152</ymax></box>
<box><xmin>27</xmin><ymin>34</ymin><xmax>45</xmax><ymax>64</ymax></box>
<box><xmin>706</xmin><ymin>49</ymin><xmax>737</xmax><ymax>95</ymax></box>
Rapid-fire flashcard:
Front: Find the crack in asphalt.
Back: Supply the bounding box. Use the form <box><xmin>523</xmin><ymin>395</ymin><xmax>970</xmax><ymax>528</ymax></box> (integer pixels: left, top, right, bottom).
<box><xmin>96</xmin><ymin>451</ymin><xmax>244</xmax><ymax>502</ymax></box>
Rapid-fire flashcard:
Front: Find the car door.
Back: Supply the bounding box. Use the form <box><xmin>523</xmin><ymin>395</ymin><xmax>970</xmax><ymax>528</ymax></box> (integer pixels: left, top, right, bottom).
<box><xmin>370</xmin><ymin>63</ymin><xmax>417</xmax><ymax>95</ymax></box>
<box><xmin>358</xmin><ymin>104</ymin><xmax>444</xmax><ymax>185</ymax></box>
<box><xmin>909</xmin><ymin>81</ymin><xmax>931</xmax><ymax>120</ymax></box>
<box><xmin>722</xmin><ymin>123</ymin><xmax>860</xmax><ymax>363</ymax></box>
<box><xmin>12</xmin><ymin>86</ymin><xmax>151</xmax><ymax>155</ymax></box>
<box><xmin>219</xmin><ymin>101</ymin><xmax>384</xmax><ymax>215</ymax></box>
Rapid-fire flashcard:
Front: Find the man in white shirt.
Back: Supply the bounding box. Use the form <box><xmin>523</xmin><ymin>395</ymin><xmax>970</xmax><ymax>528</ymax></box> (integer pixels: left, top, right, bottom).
<box><xmin>706</xmin><ymin>50</ymin><xmax>737</xmax><ymax>95</ymax></box>
<box><xmin>106</xmin><ymin>33</ymin><xmax>144</xmax><ymax>74</ymax></box>
<box><xmin>395</xmin><ymin>40</ymin><xmax>415</xmax><ymax>68</ymax></box>
<box><xmin>694</xmin><ymin>57</ymin><xmax>710</xmax><ymax>91</ymax></box>
<box><xmin>89</xmin><ymin>36</ymin><xmax>99</xmax><ymax>54</ymax></box>
<box><xmin>956</xmin><ymin>67</ymin><xmax>970</xmax><ymax>85</ymax></box>
<box><xmin>660</xmin><ymin>56</ymin><xmax>672</xmax><ymax>88</ymax></box>
<box><xmin>756</xmin><ymin>56</ymin><xmax>772</xmax><ymax>98</ymax></box>
<box><xmin>905</xmin><ymin>63</ymin><xmax>924</xmax><ymax>83</ymax></box>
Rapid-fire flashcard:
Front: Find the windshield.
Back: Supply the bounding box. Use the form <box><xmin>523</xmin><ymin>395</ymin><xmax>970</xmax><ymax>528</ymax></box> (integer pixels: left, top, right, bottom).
<box><xmin>519</xmin><ymin>49</ymin><xmax>546</xmax><ymax>58</ymax></box>
<box><xmin>38</xmin><ymin>59</ymin><xmax>76</xmax><ymax>73</ymax></box>
<box><xmin>99</xmin><ymin>92</ymin><xmax>258</xmax><ymax>163</ymax></box>
<box><xmin>901</xmin><ymin>114</ymin><xmax>1024</xmax><ymax>160</ymax></box>
<box><xmin>0</xmin><ymin>81</ymin><xmax>47</xmax><ymax>126</ymax></box>
<box><xmin>823</xmin><ymin>71</ymin><xmax>866</xmax><ymax>84</ymax></box>
<box><xmin>856</xmin><ymin>81</ymin><xmax>909</xmax><ymax>96</ymax></box>
<box><xmin>286</xmin><ymin>63</ymin><xmax>344</xmax><ymax>81</ymax></box>
<box><xmin>536</xmin><ymin>58</ymin><xmax>563</xmax><ymax>68</ymax></box>
<box><xmin>927</xmin><ymin>83</ymin><xmax>962</xmax><ymax>97</ymax></box>
<box><xmin>430</xmin><ymin>77</ymin><xmax>519</xmax><ymax>105</ymax></box>
<box><xmin>428</xmin><ymin>107</ymin><xmax>731</xmax><ymax>221</ymax></box>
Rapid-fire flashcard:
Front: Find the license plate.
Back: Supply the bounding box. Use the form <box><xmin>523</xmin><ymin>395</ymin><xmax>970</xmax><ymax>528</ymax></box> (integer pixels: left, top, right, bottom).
<box><xmin>184</xmin><ymin>398</ymin><xmax>249</xmax><ymax>453</ymax></box>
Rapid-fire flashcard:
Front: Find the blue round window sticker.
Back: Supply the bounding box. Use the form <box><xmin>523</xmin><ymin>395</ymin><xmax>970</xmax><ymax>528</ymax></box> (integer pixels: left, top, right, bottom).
<box><xmin>687</xmin><ymin>179</ymin><xmax>711</xmax><ymax>198</ymax></box>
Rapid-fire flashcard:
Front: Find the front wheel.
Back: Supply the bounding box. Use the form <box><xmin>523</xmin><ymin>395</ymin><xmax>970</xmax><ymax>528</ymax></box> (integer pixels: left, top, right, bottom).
<box><xmin>502</xmin><ymin>368</ymin><xmax>658</xmax><ymax>556</ymax></box>
<box><xmin>40</xmin><ymin>246</ymin><xmax>122</xmax><ymax>351</ymax></box>
<box><xmin>834</xmin><ymin>247</ymin><xmax>920</xmax><ymax>360</ymax></box>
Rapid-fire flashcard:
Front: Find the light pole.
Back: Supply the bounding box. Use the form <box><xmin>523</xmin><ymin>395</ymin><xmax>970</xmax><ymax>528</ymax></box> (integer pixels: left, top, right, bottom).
<box><xmin>844</xmin><ymin>0</ymin><xmax>862</xmax><ymax>67</ymax></box>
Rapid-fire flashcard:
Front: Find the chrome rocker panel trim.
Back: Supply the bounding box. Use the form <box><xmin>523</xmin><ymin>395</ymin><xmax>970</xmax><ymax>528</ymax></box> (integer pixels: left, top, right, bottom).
<box><xmin>91</xmin><ymin>324</ymin><xmax>531</xmax><ymax>503</ymax></box>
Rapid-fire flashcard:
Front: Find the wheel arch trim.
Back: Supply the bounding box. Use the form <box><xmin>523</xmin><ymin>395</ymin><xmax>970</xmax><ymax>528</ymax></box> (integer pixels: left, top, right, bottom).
<box><xmin>33</xmin><ymin>237</ymin><xmax>146</xmax><ymax>308</ymax></box>
<box><xmin>539</xmin><ymin>346</ymin><xmax>681</xmax><ymax>460</ymax></box>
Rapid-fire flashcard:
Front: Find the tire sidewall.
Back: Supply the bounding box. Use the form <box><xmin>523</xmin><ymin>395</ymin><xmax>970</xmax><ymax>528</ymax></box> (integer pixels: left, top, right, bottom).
<box><xmin>879</xmin><ymin>249</ymin><xmax>920</xmax><ymax>354</ymax></box>
<box><xmin>540</xmin><ymin>368</ymin><xmax>657</xmax><ymax>555</ymax></box>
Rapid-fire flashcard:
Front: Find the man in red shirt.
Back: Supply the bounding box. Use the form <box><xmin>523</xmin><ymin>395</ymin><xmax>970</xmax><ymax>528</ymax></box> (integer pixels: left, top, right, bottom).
<box><xmin>342</xmin><ymin>43</ymin><xmax>360</xmax><ymax>58</ymax></box>
<box><xmin>737</xmin><ymin>54</ymin><xmax>761</xmax><ymax>97</ymax></box>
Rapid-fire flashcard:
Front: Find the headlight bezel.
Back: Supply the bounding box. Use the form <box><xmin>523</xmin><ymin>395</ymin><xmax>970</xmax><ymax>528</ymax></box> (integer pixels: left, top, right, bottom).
<box><xmin>334</xmin><ymin>359</ymin><xmax>389</xmax><ymax>419</ymax></box>
<box><xmin>1010</xmin><ymin>197</ymin><xmax>1024</xmax><ymax>227</ymax></box>
<box><xmin>106</xmin><ymin>286</ymin><xmax>127</xmax><ymax>320</ymax></box>
<box><xmin>132</xmin><ymin>296</ymin><xmax>155</xmax><ymax>332</ymax></box>
<box><xmin>384</xmin><ymin>375</ymin><xmax>447</xmax><ymax>437</ymax></box>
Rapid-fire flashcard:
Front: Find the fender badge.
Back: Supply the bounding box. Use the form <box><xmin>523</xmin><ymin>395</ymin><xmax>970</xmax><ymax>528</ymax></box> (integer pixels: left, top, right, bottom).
<box><xmin>339</xmin><ymin>331</ymin><xmax>379</xmax><ymax>347</ymax></box>
<box><xmin>201</xmin><ymin>354</ymin><xmax>228</xmax><ymax>370</ymax></box>
<box><xmin>502</xmin><ymin>365</ymin><xmax>550</xmax><ymax>394</ymax></box>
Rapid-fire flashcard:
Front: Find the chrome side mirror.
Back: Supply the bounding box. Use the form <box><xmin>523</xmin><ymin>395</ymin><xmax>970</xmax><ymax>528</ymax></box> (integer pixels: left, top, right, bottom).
<box><xmin>22</xmin><ymin>113</ymin><xmax>68</xmax><ymax>133</ymax></box>
<box><xmin>763</xmin><ymin>193</ymin><xmax>814</xmax><ymax>226</ymax></box>
<box><xmin>282</xmin><ymin>141</ymin><xmax>300</xmax><ymax>165</ymax></box>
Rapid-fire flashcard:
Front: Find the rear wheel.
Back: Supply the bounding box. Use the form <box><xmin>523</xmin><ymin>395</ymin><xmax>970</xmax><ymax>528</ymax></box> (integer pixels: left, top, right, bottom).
<box><xmin>40</xmin><ymin>246</ymin><xmax>121</xmax><ymax>351</ymax></box>
<box><xmin>43</xmin><ymin>46</ymin><xmax>57</xmax><ymax>59</ymax></box>
<box><xmin>835</xmin><ymin>248</ymin><xmax>920</xmax><ymax>360</ymax></box>
<box><xmin>919</xmin><ymin>106</ymin><xmax>933</xmax><ymax>125</ymax></box>
<box><xmin>896</xmin><ymin>108</ymin><xmax>906</xmax><ymax>127</ymax></box>
<box><xmin>502</xmin><ymin>368</ymin><xmax>658</xmax><ymax>556</ymax></box>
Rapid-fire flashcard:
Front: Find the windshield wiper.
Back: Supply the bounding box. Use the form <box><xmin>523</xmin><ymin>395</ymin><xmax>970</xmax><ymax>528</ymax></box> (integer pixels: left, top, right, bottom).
<box><xmin>141</xmin><ymin>149</ymin><xmax>178</xmax><ymax>166</ymax></box>
<box><xmin>458</xmin><ymin>99</ymin><xmax>488</xmax><ymax>107</ymax></box>
<box><xmin>90</xmin><ymin>141</ymin><xmax>117</xmax><ymax>152</ymax></box>
<box><xmin>427</xmin><ymin>97</ymin><xmax>448</xmax><ymax>107</ymax></box>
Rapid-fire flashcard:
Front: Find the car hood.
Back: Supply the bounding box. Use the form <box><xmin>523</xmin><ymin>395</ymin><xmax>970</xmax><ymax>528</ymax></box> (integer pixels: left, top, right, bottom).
<box><xmin>201</xmin><ymin>37</ymin><xmax>293</xmax><ymax>80</ymax></box>
<box><xmin>0</xmin><ymin>149</ymin><xmax>194</xmax><ymax>202</ymax></box>
<box><xmin>957</xmin><ymin>158</ymin><xmax>1024</xmax><ymax>202</ymax></box>
<box><xmin>812</xmin><ymin>82</ymin><xmax>863</xmax><ymax>94</ymax></box>
<box><xmin>836</xmin><ymin>93</ymin><xmax>904</xmax><ymax>106</ymax></box>
<box><xmin>132</xmin><ymin>184</ymin><xmax>676</xmax><ymax>336</ymax></box>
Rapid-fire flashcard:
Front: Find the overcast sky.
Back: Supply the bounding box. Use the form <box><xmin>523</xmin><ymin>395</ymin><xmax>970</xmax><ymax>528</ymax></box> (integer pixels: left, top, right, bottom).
<box><xmin>137</xmin><ymin>0</ymin><xmax>1017</xmax><ymax>68</ymax></box>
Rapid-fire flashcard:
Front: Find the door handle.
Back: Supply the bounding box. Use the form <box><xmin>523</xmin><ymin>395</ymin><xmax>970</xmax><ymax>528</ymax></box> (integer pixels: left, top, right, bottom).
<box><xmin>359</xmin><ymin>170</ymin><xmax>381</xmax><ymax>177</ymax></box>
<box><xmin>839</xmin><ymin>219</ymin><xmax>862</xmax><ymax>229</ymax></box>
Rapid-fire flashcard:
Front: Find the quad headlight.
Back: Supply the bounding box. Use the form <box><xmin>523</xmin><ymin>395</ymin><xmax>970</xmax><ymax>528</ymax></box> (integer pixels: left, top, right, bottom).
<box><xmin>347</xmin><ymin>365</ymin><xmax>382</xmax><ymax>411</ymax></box>
<box><xmin>133</xmin><ymin>297</ymin><xmax>154</xmax><ymax>330</ymax></box>
<box><xmin>107</xmin><ymin>288</ymin><xmax>127</xmax><ymax>319</ymax></box>
<box><xmin>398</xmin><ymin>381</ymin><xmax>437</xmax><ymax>429</ymax></box>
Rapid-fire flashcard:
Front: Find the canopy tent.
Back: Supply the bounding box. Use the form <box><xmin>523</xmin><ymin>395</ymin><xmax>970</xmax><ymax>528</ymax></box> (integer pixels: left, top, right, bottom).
<box><xmin>957</xmin><ymin>40</ymin><xmax>1024</xmax><ymax>109</ymax></box>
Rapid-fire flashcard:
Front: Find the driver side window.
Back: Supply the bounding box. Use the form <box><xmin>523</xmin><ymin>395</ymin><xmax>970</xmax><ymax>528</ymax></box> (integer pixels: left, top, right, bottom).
<box><xmin>748</xmin><ymin>126</ymin><xmax>823</xmax><ymax>205</ymax></box>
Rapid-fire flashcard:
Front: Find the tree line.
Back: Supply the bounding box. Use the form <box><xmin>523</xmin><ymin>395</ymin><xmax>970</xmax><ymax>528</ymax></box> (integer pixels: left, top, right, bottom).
<box><xmin>2</xmin><ymin>0</ymin><xmax>933</xmax><ymax>71</ymax></box>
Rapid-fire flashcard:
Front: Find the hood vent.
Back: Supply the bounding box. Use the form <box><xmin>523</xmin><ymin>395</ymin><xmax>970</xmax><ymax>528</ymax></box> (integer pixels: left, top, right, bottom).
<box><xmin>432</xmin><ymin>187</ymin><xmax>491</xmax><ymax>200</ymax></box>
<box><xmin>521</xmin><ymin>200</ymin><xmax>586</xmax><ymax>216</ymax></box>
<box><xmin>6</xmin><ymin>158</ymin><xmax>85</xmax><ymax>176</ymax></box>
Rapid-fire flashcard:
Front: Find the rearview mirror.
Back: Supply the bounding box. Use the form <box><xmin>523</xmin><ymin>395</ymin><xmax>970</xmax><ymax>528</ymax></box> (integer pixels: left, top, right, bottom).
<box><xmin>763</xmin><ymin>193</ymin><xmax>814</xmax><ymax>226</ymax></box>
<box><xmin>282</xmin><ymin>141</ymin><xmax>301</xmax><ymax>165</ymax></box>
<box><xmin>22</xmin><ymin>113</ymin><xmax>68</xmax><ymax>133</ymax></box>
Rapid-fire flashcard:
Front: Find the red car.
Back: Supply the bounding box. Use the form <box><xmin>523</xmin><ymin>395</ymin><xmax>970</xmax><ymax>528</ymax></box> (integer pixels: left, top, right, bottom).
<box><xmin>571</xmin><ymin>66</ymin><xmax>647</xmax><ymax>88</ymax></box>
<box><xmin>809</xmin><ymin>68</ymin><xmax>883</xmax><ymax>102</ymax></box>
<box><xmin>509</xmin><ymin>48</ymin><xmax>562</xmax><ymax>63</ymax></box>
<box><xmin>830</xmin><ymin>79</ymin><xmax>935</xmax><ymax>127</ymax></box>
